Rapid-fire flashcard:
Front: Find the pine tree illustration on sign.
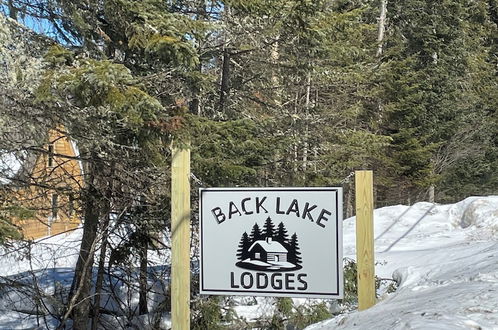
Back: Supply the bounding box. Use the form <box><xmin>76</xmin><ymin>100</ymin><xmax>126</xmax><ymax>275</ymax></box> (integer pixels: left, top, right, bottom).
<box><xmin>288</xmin><ymin>233</ymin><xmax>302</xmax><ymax>266</ymax></box>
<box><xmin>235</xmin><ymin>217</ymin><xmax>303</xmax><ymax>271</ymax></box>
<box><xmin>249</xmin><ymin>222</ymin><xmax>263</xmax><ymax>242</ymax></box>
<box><xmin>236</xmin><ymin>232</ymin><xmax>251</xmax><ymax>261</ymax></box>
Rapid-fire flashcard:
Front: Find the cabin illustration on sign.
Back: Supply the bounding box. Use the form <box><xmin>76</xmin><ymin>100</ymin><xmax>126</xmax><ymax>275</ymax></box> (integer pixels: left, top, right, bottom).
<box><xmin>248</xmin><ymin>237</ymin><xmax>288</xmax><ymax>263</ymax></box>
<box><xmin>235</xmin><ymin>218</ymin><xmax>302</xmax><ymax>271</ymax></box>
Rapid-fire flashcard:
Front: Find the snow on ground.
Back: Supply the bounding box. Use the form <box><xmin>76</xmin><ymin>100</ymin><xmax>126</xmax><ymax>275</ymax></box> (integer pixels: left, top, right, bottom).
<box><xmin>0</xmin><ymin>225</ymin><xmax>172</xmax><ymax>329</ymax></box>
<box><xmin>0</xmin><ymin>228</ymin><xmax>82</xmax><ymax>276</ymax></box>
<box><xmin>307</xmin><ymin>196</ymin><xmax>498</xmax><ymax>330</ymax></box>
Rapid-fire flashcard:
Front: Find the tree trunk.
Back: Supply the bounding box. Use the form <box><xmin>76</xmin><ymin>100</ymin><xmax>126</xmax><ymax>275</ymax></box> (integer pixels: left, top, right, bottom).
<box><xmin>428</xmin><ymin>185</ymin><xmax>435</xmax><ymax>203</ymax></box>
<box><xmin>138</xmin><ymin>236</ymin><xmax>148</xmax><ymax>315</ymax></box>
<box><xmin>219</xmin><ymin>46</ymin><xmax>231</xmax><ymax>113</ymax></box>
<box><xmin>269</xmin><ymin>36</ymin><xmax>281</xmax><ymax>180</ymax></box>
<box><xmin>91</xmin><ymin>216</ymin><xmax>110</xmax><ymax>330</ymax></box>
<box><xmin>68</xmin><ymin>157</ymin><xmax>103</xmax><ymax>330</ymax></box>
<box><xmin>91</xmin><ymin>162</ymin><xmax>114</xmax><ymax>330</ymax></box>
<box><xmin>376</xmin><ymin>0</ymin><xmax>388</xmax><ymax>123</ymax></box>
<box><xmin>70</xmin><ymin>200</ymin><xmax>99</xmax><ymax>329</ymax></box>
<box><xmin>302</xmin><ymin>71</ymin><xmax>311</xmax><ymax>180</ymax></box>
<box><xmin>376</xmin><ymin>0</ymin><xmax>388</xmax><ymax>57</ymax></box>
<box><xmin>138</xmin><ymin>194</ymin><xmax>149</xmax><ymax>315</ymax></box>
<box><xmin>218</xmin><ymin>4</ymin><xmax>231</xmax><ymax>115</ymax></box>
<box><xmin>271</xmin><ymin>39</ymin><xmax>281</xmax><ymax>107</ymax></box>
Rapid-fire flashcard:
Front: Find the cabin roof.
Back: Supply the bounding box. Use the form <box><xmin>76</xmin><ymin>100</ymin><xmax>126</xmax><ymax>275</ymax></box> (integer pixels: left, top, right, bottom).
<box><xmin>248</xmin><ymin>240</ymin><xmax>288</xmax><ymax>253</ymax></box>
<box><xmin>0</xmin><ymin>126</ymin><xmax>83</xmax><ymax>186</ymax></box>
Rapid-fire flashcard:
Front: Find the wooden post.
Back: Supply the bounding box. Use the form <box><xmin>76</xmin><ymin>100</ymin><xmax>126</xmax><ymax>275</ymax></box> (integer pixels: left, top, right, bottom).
<box><xmin>171</xmin><ymin>146</ymin><xmax>191</xmax><ymax>329</ymax></box>
<box><xmin>355</xmin><ymin>170</ymin><xmax>376</xmax><ymax>310</ymax></box>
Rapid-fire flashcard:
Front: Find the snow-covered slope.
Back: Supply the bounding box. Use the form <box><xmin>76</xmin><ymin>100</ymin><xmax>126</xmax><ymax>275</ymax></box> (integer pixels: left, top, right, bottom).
<box><xmin>308</xmin><ymin>196</ymin><xmax>498</xmax><ymax>330</ymax></box>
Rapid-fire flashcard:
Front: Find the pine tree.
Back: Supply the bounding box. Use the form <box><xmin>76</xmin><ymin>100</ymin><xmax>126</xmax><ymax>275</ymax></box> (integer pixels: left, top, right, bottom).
<box><xmin>249</xmin><ymin>223</ymin><xmax>263</xmax><ymax>243</ymax></box>
<box><xmin>262</xmin><ymin>217</ymin><xmax>275</xmax><ymax>238</ymax></box>
<box><xmin>236</xmin><ymin>232</ymin><xmax>251</xmax><ymax>261</ymax></box>
<box><xmin>435</xmin><ymin>0</ymin><xmax>498</xmax><ymax>201</ymax></box>
<box><xmin>275</xmin><ymin>222</ymin><xmax>289</xmax><ymax>244</ymax></box>
<box><xmin>377</xmin><ymin>0</ymin><xmax>496</xmax><ymax>201</ymax></box>
<box><xmin>288</xmin><ymin>233</ymin><xmax>302</xmax><ymax>266</ymax></box>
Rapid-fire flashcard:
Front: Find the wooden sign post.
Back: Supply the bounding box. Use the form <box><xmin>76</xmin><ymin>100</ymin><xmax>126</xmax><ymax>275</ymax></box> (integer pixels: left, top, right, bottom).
<box><xmin>355</xmin><ymin>170</ymin><xmax>376</xmax><ymax>310</ymax></box>
<box><xmin>171</xmin><ymin>146</ymin><xmax>191</xmax><ymax>329</ymax></box>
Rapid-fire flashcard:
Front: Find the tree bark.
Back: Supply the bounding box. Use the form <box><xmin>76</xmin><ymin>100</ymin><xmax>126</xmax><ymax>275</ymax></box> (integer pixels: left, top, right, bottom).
<box><xmin>218</xmin><ymin>4</ymin><xmax>231</xmax><ymax>115</ymax></box>
<box><xmin>302</xmin><ymin>71</ymin><xmax>311</xmax><ymax>180</ymax></box>
<box><xmin>91</xmin><ymin>216</ymin><xmax>110</xmax><ymax>330</ymax></box>
<box><xmin>376</xmin><ymin>1</ymin><xmax>388</xmax><ymax>123</ymax></box>
<box><xmin>138</xmin><ymin>236</ymin><xmax>148</xmax><ymax>315</ymax></box>
<box><xmin>68</xmin><ymin>156</ymin><xmax>103</xmax><ymax>330</ymax></box>
<box><xmin>428</xmin><ymin>185</ymin><xmax>435</xmax><ymax>203</ymax></box>
<box><xmin>376</xmin><ymin>0</ymin><xmax>388</xmax><ymax>57</ymax></box>
<box><xmin>271</xmin><ymin>39</ymin><xmax>281</xmax><ymax>107</ymax></box>
<box><xmin>219</xmin><ymin>46</ymin><xmax>231</xmax><ymax>113</ymax></box>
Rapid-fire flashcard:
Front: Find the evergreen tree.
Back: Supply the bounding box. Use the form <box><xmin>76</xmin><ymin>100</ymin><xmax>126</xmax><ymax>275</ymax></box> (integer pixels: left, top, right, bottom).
<box><xmin>249</xmin><ymin>223</ymin><xmax>263</xmax><ymax>242</ymax></box>
<box><xmin>236</xmin><ymin>231</ymin><xmax>251</xmax><ymax>261</ymax></box>
<box><xmin>436</xmin><ymin>0</ymin><xmax>498</xmax><ymax>201</ymax></box>
<box><xmin>377</xmin><ymin>0</ymin><xmax>497</xmax><ymax>201</ymax></box>
<box><xmin>275</xmin><ymin>222</ymin><xmax>289</xmax><ymax>244</ymax></box>
<box><xmin>262</xmin><ymin>217</ymin><xmax>275</xmax><ymax>238</ymax></box>
<box><xmin>288</xmin><ymin>233</ymin><xmax>302</xmax><ymax>266</ymax></box>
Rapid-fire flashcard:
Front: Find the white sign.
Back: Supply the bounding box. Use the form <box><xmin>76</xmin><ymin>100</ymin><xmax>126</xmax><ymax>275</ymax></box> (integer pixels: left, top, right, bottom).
<box><xmin>199</xmin><ymin>187</ymin><xmax>343</xmax><ymax>299</ymax></box>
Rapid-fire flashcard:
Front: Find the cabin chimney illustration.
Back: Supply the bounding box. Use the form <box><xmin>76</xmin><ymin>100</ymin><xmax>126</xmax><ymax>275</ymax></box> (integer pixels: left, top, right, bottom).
<box><xmin>266</xmin><ymin>237</ymin><xmax>272</xmax><ymax>243</ymax></box>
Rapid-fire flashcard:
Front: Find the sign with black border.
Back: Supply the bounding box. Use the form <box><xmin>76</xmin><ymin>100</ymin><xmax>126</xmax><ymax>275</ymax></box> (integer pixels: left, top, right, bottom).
<box><xmin>200</xmin><ymin>187</ymin><xmax>343</xmax><ymax>299</ymax></box>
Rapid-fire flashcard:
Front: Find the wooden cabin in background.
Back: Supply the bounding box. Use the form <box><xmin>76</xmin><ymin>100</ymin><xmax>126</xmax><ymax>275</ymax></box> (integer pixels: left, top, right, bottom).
<box><xmin>5</xmin><ymin>127</ymin><xmax>84</xmax><ymax>239</ymax></box>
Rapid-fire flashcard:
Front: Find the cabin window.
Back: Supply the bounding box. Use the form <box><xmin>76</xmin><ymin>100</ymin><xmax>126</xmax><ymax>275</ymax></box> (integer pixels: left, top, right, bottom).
<box><xmin>68</xmin><ymin>194</ymin><xmax>74</xmax><ymax>216</ymax></box>
<box><xmin>47</xmin><ymin>144</ymin><xmax>54</xmax><ymax>167</ymax></box>
<box><xmin>51</xmin><ymin>194</ymin><xmax>58</xmax><ymax>220</ymax></box>
<box><xmin>255</xmin><ymin>253</ymin><xmax>260</xmax><ymax>259</ymax></box>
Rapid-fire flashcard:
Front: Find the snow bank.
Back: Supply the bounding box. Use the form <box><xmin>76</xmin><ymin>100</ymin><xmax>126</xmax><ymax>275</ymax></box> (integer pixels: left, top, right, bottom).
<box><xmin>0</xmin><ymin>227</ymin><xmax>82</xmax><ymax>277</ymax></box>
<box><xmin>449</xmin><ymin>196</ymin><xmax>498</xmax><ymax>239</ymax></box>
<box><xmin>307</xmin><ymin>196</ymin><xmax>498</xmax><ymax>329</ymax></box>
